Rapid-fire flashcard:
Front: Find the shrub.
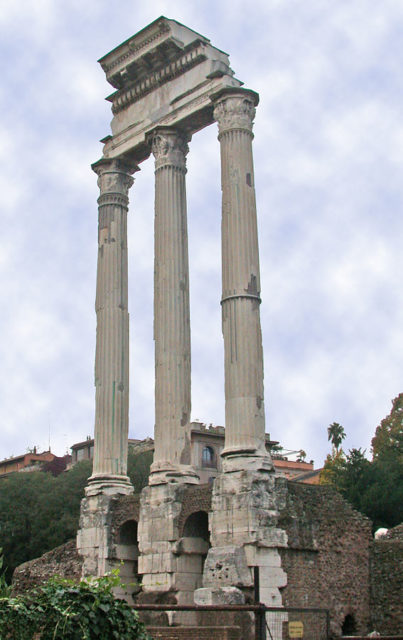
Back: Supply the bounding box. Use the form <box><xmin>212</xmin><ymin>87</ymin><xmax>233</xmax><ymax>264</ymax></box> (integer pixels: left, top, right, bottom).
<box><xmin>0</xmin><ymin>571</ymin><xmax>151</xmax><ymax>639</ymax></box>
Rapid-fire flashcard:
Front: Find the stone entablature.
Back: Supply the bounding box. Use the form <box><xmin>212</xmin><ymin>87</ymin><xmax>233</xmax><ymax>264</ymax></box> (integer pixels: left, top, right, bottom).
<box><xmin>99</xmin><ymin>17</ymin><xmax>241</xmax><ymax>163</ymax></box>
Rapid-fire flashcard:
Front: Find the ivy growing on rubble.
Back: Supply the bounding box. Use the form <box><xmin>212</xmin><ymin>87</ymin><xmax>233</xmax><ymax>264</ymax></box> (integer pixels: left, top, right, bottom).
<box><xmin>0</xmin><ymin>571</ymin><xmax>152</xmax><ymax>640</ymax></box>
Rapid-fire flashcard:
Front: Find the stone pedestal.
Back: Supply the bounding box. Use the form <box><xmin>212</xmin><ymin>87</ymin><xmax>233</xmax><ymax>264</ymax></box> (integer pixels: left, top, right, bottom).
<box><xmin>138</xmin><ymin>483</ymin><xmax>208</xmax><ymax>622</ymax></box>
<box><xmin>202</xmin><ymin>472</ymin><xmax>288</xmax><ymax>609</ymax></box>
<box><xmin>77</xmin><ymin>493</ymin><xmax>117</xmax><ymax>578</ymax></box>
<box><xmin>77</xmin><ymin>493</ymin><xmax>140</xmax><ymax>604</ymax></box>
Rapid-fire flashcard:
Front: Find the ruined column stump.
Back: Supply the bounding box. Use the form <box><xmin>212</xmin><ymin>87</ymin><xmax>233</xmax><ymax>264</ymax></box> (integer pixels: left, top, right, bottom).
<box><xmin>138</xmin><ymin>483</ymin><xmax>208</xmax><ymax>625</ymax></box>
<box><xmin>77</xmin><ymin>493</ymin><xmax>118</xmax><ymax>579</ymax></box>
<box><xmin>195</xmin><ymin>472</ymin><xmax>288</xmax><ymax>640</ymax></box>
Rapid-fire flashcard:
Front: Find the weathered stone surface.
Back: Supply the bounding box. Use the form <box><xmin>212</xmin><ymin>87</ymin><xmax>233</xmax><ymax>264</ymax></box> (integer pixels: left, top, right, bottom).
<box><xmin>138</xmin><ymin>484</ymin><xmax>188</xmax><ymax>594</ymax></box>
<box><xmin>77</xmin><ymin>493</ymin><xmax>117</xmax><ymax>577</ymax></box>
<box><xmin>202</xmin><ymin>546</ymin><xmax>252</xmax><ymax>588</ymax></box>
<box><xmin>204</xmin><ymin>471</ymin><xmax>288</xmax><ymax>617</ymax></box>
<box><xmin>209</xmin><ymin>471</ymin><xmax>288</xmax><ymax>549</ymax></box>
<box><xmin>12</xmin><ymin>540</ymin><xmax>82</xmax><ymax>595</ymax></box>
<box><xmin>174</xmin><ymin>537</ymin><xmax>209</xmax><ymax>556</ymax></box>
<box><xmin>99</xmin><ymin>17</ymin><xmax>242</xmax><ymax>162</ymax></box>
<box><xmin>370</xmin><ymin>523</ymin><xmax>403</xmax><ymax>635</ymax></box>
<box><xmin>278</xmin><ymin>482</ymin><xmax>373</xmax><ymax>636</ymax></box>
<box><xmin>194</xmin><ymin>586</ymin><xmax>245</xmax><ymax>605</ymax></box>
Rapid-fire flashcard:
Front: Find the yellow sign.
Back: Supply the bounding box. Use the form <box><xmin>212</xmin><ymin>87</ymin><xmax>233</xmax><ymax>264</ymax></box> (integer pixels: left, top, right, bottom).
<box><xmin>289</xmin><ymin>621</ymin><xmax>304</xmax><ymax>638</ymax></box>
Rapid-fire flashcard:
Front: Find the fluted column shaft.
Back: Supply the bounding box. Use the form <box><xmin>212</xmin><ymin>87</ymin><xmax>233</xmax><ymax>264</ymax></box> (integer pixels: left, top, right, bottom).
<box><xmin>87</xmin><ymin>158</ymin><xmax>137</xmax><ymax>495</ymax></box>
<box><xmin>213</xmin><ymin>89</ymin><xmax>272</xmax><ymax>472</ymax></box>
<box><xmin>149</xmin><ymin>128</ymin><xmax>198</xmax><ymax>485</ymax></box>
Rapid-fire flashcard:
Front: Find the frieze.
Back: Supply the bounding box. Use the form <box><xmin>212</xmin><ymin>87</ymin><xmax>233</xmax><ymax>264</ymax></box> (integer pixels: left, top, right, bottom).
<box><xmin>111</xmin><ymin>45</ymin><xmax>207</xmax><ymax>114</ymax></box>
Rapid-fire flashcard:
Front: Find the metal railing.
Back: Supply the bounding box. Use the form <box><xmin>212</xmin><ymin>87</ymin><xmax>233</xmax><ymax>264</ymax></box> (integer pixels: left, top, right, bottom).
<box><xmin>132</xmin><ymin>603</ymin><xmax>330</xmax><ymax>640</ymax></box>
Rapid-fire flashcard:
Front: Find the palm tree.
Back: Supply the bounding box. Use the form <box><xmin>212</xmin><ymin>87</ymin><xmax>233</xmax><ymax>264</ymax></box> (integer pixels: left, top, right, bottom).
<box><xmin>327</xmin><ymin>422</ymin><xmax>346</xmax><ymax>452</ymax></box>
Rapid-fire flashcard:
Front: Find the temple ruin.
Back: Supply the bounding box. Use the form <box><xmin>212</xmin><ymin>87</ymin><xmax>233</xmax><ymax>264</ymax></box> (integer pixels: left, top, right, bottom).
<box><xmin>77</xmin><ymin>14</ymin><xmax>280</xmax><ymax>592</ymax></box>
<box><xmin>70</xmin><ymin>17</ymin><xmax>401</xmax><ymax>638</ymax></box>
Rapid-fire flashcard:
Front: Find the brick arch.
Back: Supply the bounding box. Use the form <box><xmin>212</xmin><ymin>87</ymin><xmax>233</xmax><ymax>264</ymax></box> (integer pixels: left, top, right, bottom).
<box><xmin>178</xmin><ymin>485</ymin><xmax>212</xmax><ymax>537</ymax></box>
<box><xmin>118</xmin><ymin>519</ymin><xmax>138</xmax><ymax>545</ymax></box>
<box><xmin>109</xmin><ymin>494</ymin><xmax>141</xmax><ymax>544</ymax></box>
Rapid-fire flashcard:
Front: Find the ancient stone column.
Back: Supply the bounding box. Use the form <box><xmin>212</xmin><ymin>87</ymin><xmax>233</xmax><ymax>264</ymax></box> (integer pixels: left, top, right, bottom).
<box><xmin>86</xmin><ymin>157</ymin><xmax>138</xmax><ymax>495</ymax></box>
<box><xmin>212</xmin><ymin>88</ymin><xmax>272</xmax><ymax>473</ymax></box>
<box><xmin>149</xmin><ymin>127</ymin><xmax>198</xmax><ymax>485</ymax></box>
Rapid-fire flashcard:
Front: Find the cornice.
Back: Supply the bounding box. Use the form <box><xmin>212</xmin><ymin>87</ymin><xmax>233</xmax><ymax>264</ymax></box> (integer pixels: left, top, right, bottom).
<box><xmin>110</xmin><ymin>43</ymin><xmax>207</xmax><ymax>114</ymax></box>
<box><xmin>101</xmin><ymin>20</ymin><xmax>170</xmax><ymax>75</ymax></box>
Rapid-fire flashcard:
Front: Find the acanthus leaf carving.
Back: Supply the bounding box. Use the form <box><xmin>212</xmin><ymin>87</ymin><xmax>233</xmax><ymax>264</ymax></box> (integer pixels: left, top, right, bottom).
<box><xmin>213</xmin><ymin>95</ymin><xmax>256</xmax><ymax>135</ymax></box>
<box><xmin>92</xmin><ymin>158</ymin><xmax>138</xmax><ymax>197</ymax></box>
<box><xmin>151</xmin><ymin>129</ymin><xmax>189</xmax><ymax>171</ymax></box>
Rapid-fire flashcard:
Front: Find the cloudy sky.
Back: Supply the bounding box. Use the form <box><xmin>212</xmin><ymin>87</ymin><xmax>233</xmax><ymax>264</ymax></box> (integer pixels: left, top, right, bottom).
<box><xmin>0</xmin><ymin>0</ymin><xmax>402</xmax><ymax>468</ymax></box>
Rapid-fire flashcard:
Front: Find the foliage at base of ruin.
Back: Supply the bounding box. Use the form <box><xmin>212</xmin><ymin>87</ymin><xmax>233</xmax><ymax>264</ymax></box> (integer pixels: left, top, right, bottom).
<box><xmin>0</xmin><ymin>548</ymin><xmax>11</xmax><ymax>598</ymax></box>
<box><xmin>0</xmin><ymin>571</ymin><xmax>151</xmax><ymax>640</ymax></box>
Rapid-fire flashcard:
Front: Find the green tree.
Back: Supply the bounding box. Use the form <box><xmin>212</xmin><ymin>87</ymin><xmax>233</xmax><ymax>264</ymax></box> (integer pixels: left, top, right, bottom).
<box><xmin>321</xmin><ymin>406</ymin><xmax>403</xmax><ymax>530</ymax></box>
<box><xmin>0</xmin><ymin>450</ymin><xmax>155</xmax><ymax>581</ymax></box>
<box><xmin>0</xmin><ymin>548</ymin><xmax>11</xmax><ymax>597</ymax></box>
<box><xmin>0</xmin><ymin>461</ymin><xmax>92</xmax><ymax>581</ymax></box>
<box><xmin>127</xmin><ymin>449</ymin><xmax>153</xmax><ymax>493</ymax></box>
<box><xmin>327</xmin><ymin>422</ymin><xmax>346</xmax><ymax>452</ymax></box>
<box><xmin>319</xmin><ymin>448</ymin><xmax>346</xmax><ymax>485</ymax></box>
<box><xmin>371</xmin><ymin>393</ymin><xmax>403</xmax><ymax>462</ymax></box>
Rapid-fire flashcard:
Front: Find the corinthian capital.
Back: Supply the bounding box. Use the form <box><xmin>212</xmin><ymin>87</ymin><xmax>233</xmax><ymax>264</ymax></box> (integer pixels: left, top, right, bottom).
<box><xmin>92</xmin><ymin>158</ymin><xmax>138</xmax><ymax>196</ymax></box>
<box><xmin>212</xmin><ymin>88</ymin><xmax>259</xmax><ymax>136</ymax></box>
<box><xmin>150</xmin><ymin>128</ymin><xmax>189</xmax><ymax>171</ymax></box>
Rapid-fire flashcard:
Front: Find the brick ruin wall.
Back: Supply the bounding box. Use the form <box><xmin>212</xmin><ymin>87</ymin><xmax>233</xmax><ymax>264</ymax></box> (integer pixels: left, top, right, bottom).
<box><xmin>278</xmin><ymin>482</ymin><xmax>372</xmax><ymax>637</ymax></box>
<box><xmin>108</xmin><ymin>493</ymin><xmax>140</xmax><ymax>536</ymax></box>
<box><xmin>11</xmin><ymin>479</ymin><xmax>402</xmax><ymax>638</ymax></box>
<box><xmin>178</xmin><ymin>484</ymin><xmax>212</xmax><ymax>535</ymax></box>
<box><xmin>12</xmin><ymin>539</ymin><xmax>83</xmax><ymax>595</ymax></box>
<box><xmin>370</xmin><ymin>524</ymin><xmax>403</xmax><ymax>635</ymax></box>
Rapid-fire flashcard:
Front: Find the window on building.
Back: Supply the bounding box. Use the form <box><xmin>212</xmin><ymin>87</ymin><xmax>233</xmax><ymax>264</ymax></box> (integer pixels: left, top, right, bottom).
<box><xmin>202</xmin><ymin>446</ymin><xmax>216</xmax><ymax>468</ymax></box>
<box><xmin>76</xmin><ymin>448</ymin><xmax>85</xmax><ymax>461</ymax></box>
